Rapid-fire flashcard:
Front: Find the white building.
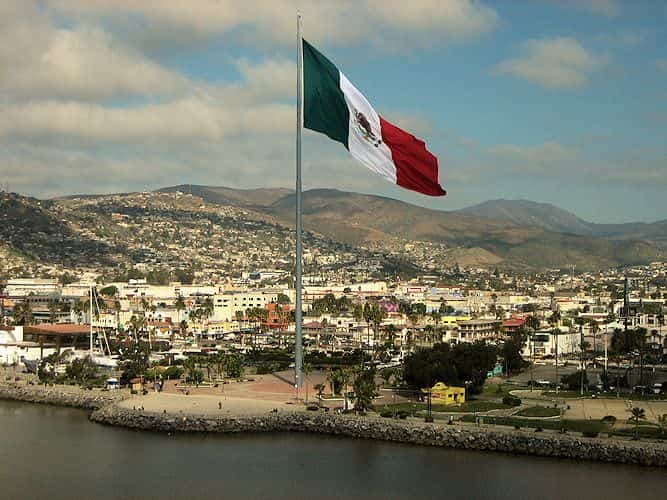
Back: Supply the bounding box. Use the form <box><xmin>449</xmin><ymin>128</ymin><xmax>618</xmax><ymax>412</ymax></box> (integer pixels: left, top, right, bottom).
<box><xmin>0</xmin><ymin>326</ymin><xmax>55</xmax><ymax>365</ymax></box>
<box><xmin>4</xmin><ymin>279</ymin><xmax>59</xmax><ymax>297</ymax></box>
<box><xmin>522</xmin><ymin>329</ymin><xmax>580</xmax><ymax>358</ymax></box>
<box><xmin>212</xmin><ymin>289</ymin><xmax>282</xmax><ymax>322</ymax></box>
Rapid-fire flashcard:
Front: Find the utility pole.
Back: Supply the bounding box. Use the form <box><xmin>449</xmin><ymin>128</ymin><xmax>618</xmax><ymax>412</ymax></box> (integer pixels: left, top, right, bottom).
<box><xmin>554</xmin><ymin>328</ymin><xmax>559</xmax><ymax>395</ymax></box>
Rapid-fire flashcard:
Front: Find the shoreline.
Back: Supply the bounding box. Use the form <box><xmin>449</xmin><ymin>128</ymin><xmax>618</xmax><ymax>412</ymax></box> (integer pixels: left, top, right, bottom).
<box><xmin>2</xmin><ymin>382</ymin><xmax>666</xmax><ymax>467</ymax></box>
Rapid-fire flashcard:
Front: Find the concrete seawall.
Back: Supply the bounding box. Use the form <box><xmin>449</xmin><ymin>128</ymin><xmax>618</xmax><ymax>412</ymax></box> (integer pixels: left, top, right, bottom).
<box><xmin>0</xmin><ymin>383</ymin><xmax>128</xmax><ymax>410</ymax></box>
<box><xmin>90</xmin><ymin>404</ymin><xmax>667</xmax><ymax>467</ymax></box>
<box><xmin>2</xmin><ymin>382</ymin><xmax>665</xmax><ymax>467</ymax></box>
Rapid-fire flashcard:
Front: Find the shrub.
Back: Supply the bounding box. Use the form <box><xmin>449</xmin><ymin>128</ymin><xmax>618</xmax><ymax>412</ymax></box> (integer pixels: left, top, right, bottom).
<box><xmin>514</xmin><ymin>425</ymin><xmax>521</xmax><ymax>430</ymax></box>
<box><xmin>582</xmin><ymin>431</ymin><xmax>599</xmax><ymax>438</ymax></box>
<box><xmin>503</xmin><ymin>395</ymin><xmax>522</xmax><ymax>407</ymax></box>
<box><xmin>380</xmin><ymin>410</ymin><xmax>393</xmax><ymax>418</ymax></box>
<box><xmin>535</xmin><ymin>427</ymin><xmax>543</xmax><ymax>432</ymax></box>
<box><xmin>396</xmin><ymin>410</ymin><xmax>409</xmax><ymax>420</ymax></box>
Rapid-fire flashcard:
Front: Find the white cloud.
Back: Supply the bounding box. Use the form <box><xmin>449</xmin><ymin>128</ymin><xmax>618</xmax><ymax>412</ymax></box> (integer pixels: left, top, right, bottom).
<box><xmin>0</xmin><ymin>2</ymin><xmax>188</xmax><ymax>101</ymax></box>
<box><xmin>50</xmin><ymin>0</ymin><xmax>498</xmax><ymax>49</ymax></box>
<box><xmin>231</xmin><ymin>59</ymin><xmax>296</xmax><ymax>103</ymax></box>
<box><xmin>494</xmin><ymin>37</ymin><xmax>607</xmax><ymax>89</ymax></box>
<box><xmin>0</xmin><ymin>98</ymin><xmax>293</xmax><ymax>143</ymax></box>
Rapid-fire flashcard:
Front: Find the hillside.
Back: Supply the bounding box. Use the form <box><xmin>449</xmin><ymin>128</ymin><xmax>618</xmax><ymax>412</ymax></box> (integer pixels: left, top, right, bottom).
<box><xmin>2</xmin><ymin>186</ymin><xmax>663</xmax><ymax>275</ymax></box>
<box><xmin>158</xmin><ymin>185</ymin><xmax>292</xmax><ymax>209</ymax></box>
<box><xmin>260</xmin><ymin>189</ymin><xmax>664</xmax><ymax>270</ymax></box>
<box><xmin>456</xmin><ymin>199</ymin><xmax>594</xmax><ymax>235</ymax></box>
<box><xmin>457</xmin><ymin>199</ymin><xmax>667</xmax><ymax>248</ymax></box>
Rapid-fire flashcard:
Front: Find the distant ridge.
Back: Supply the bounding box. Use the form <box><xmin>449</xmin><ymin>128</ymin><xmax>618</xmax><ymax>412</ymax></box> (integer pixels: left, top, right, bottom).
<box><xmin>456</xmin><ymin>199</ymin><xmax>594</xmax><ymax>235</ymax></box>
<box><xmin>158</xmin><ymin>184</ymin><xmax>292</xmax><ymax>209</ymax></box>
<box><xmin>149</xmin><ymin>185</ymin><xmax>665</xmax><ymax>270</ymax></box>
<box><xmin>456</xmin><ymin>199</ymin><xmax>667</xmax><ymax>245</ymax></box>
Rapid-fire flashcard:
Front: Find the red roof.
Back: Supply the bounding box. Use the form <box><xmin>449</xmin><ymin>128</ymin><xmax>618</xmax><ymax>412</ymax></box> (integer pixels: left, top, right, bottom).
<box><xmin>26</xmin><ymin>324</ymin><xmax>90</xmax><ymax>335</ymax></box>
<box><xmin>503</xmin><ymin>318</ymin><xmax>526</xmax><ymax>327</ymax></box>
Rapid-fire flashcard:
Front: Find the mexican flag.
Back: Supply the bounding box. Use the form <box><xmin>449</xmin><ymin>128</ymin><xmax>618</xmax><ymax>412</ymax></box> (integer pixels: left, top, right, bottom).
<box><xmin>303</xmin><ymin>39</ymin><xmax>446</xmax><ymax>197</ymax></box>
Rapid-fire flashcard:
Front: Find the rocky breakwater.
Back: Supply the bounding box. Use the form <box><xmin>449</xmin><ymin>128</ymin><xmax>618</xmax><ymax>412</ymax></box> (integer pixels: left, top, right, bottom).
<box><xmin>90</xmin><ymin>405</ymin><xmax>667</xmax><ymax>467</ymax></box>
<box><xmin>0</xmin><ymin>382</ymin><xmax>128</xmax><ymax>410</ymax></box>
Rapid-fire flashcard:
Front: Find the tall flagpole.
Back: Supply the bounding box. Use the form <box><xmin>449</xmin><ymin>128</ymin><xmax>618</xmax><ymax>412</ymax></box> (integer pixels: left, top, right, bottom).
<box><xmin>294</xmin><ymin>12</ymin><xmax>304</xmax><ymax>390</ymax></box>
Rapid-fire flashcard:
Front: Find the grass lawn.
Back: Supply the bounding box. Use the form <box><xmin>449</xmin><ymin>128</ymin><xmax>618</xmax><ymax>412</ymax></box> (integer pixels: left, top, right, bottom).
<box><xmin>478</xmin><ymin>382</ymin><xmax>530</xmax><ymax>400</ymax></box>
<box><xmin>543</xmin><ymin>391</ymin><xmax>667</xmax><ymax>401</ymax></box>
<box><xmin>516</xmin><ymin>406</ymin><xmax>561</xmax><ymax>418</ymax></box>
<box><xmin>376</xmin><ymin>401</ymin><xmax>511</xmax><ymax>414</ymax></box>
<box><xmin>461</xmin><ymin>415</ymin><xmax>606</xmax><ymax>434</ymax></box>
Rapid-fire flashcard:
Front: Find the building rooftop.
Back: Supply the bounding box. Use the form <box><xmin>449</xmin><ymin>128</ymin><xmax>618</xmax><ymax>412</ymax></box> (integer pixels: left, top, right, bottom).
<box><xmin>25</xmin><ymin>324</ymin><xmax>90</xmax><ymax>336</ymax></box>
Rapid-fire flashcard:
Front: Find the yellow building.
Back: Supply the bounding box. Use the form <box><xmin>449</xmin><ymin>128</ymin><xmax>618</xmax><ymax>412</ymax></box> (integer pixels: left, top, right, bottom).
<box><xmin>424</xmin><ymin>382</ymin><xmax>466</xmax><ymax>406</ymax></box>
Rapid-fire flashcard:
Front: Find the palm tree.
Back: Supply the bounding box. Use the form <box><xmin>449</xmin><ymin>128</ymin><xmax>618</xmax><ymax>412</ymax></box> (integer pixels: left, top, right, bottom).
<box><xmin>525</xmin><ymin>315</ymin><xmax>540</xmax><ymax>391</ymax></box>
<box><xmin>175</xmin><ymin>295</ymin><xmax>186</xmax><ymax>324</ymax></box>
<box><xmin>202</xmin><ymin>297</ymin><xmax>214</xmax><ymax>322</ymax></box>
<box><xmin>48</xmin><ymin>300</ymin><xmax>59</xmax><ymax>323</ymax></box>
<box><xmin>384</xmin><ymin>324</ymin><xmax>398</xmax><ymax>348</ymax></box>
<box><xmin>340</xmin><ymin>368</ymin><xmax>352</xmax><ymax>411</ymax></box>
<box><xmin>424</xmin><ymin>324</ymin><xmax>434</xmax><ymax>346</ymax></box>
<box><xmin>590</xmin><ymin>320</ymin><xmax>600</xmax><ymax>353</ymax></box>
<box><xmin>12</xmin><ymin>302</ymin><xmax>33</xmax><ymax>326</ymax></box>
<box><xmin>629</xmin><ymin>407</ymin><xmax>646</xmax><ymax>440</ymax></box>
<box><xmin>302</xmin><ymin>362</ymin><xmax>313</xmax><ymax>402</ymax></box>
<box><xmin>128</xmin><ymin>315</ymin><xmax>146</xmax><ymax>344</ymax></box>
<box><xmin>314</xmin><ymin>383</ymin><xmax>325</xmax><ymax>406</ymax></box>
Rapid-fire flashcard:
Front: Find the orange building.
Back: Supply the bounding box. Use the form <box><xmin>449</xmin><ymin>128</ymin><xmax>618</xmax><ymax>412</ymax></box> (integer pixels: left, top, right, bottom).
<box><xmin>263</xmin><ymin>303</ymin><xmax>291</xmax><ymax>330</ymax></box>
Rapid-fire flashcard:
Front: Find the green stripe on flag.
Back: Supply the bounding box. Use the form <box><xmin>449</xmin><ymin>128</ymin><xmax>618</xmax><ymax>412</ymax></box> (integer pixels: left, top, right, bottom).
<box><xmin>303</xmin><ymin>39</ymin><xmax>349</xmax><ymax>148</ymax></box>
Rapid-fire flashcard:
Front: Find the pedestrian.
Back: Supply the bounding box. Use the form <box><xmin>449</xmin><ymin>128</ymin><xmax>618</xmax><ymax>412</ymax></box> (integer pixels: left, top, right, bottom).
<box><xmin>218</xmin><ymin>401</ymin><xmax>222</xmax><ymax>410</ymax></box>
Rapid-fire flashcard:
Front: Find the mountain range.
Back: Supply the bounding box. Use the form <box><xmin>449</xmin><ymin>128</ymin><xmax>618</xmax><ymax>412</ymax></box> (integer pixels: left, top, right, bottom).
<box><xmin>456</xmin><ymin>199</ymin><xmax>667</xmax><ymax>242</ymax></box>
<box><xmin>1</xmin><ymin>184</ymin><xmax>664</xmax><ymax>274</ymax></box>
<box><xmin>158</xmin><ymin>185</ymin><xmax>666</xmax><ymax>270</ymax></box>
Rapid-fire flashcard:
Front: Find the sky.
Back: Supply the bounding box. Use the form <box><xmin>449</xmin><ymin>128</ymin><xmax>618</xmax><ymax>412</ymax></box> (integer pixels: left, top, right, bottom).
<box><xmin>1</xmin><ymin>0</ymin><xmax>666</xmax><ymax>223</ymax></box>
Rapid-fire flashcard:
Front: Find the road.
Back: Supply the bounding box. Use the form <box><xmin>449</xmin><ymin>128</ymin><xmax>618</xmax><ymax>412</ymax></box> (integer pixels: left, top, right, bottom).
<box><xmin>508</xmin><ymin>363</ymin><xmax>667</xmax><ymax>389</ymax></box>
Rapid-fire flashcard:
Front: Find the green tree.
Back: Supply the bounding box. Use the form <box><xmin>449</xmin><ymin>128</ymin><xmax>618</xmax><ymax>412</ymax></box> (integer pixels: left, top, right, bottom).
<box><xmin>629</xmin><ymin>407</ymin><xmax>646</xmax><ymax>440</ymax></box>
<box><xmin>224</xmin><ymin>352</ymin><xmax>244</xmax><ymax>379</ymax></box>
<box><xmin>380</xmin><ymin>367</ymin><xmax>397</xmax><ymax>387</ymax></box>
<box><xmin>118</xmin><ymin>342</ymin><xmax>149</xmax><ymax>386</ymax></box>
<box><xmin>403</xmin><ymin>342</ymin><xmax>496</xmax><ymax>394</ymax></box>
<box><xmin>65</xmin><ymin>356</ymin><xmax>98</xmax><ymax>385</ymax></box>
<box><xmin>175</xmin><ymin>295</ymin><xmax>186</xmax><ymax>323</ymax></box>
<box><xmin>188</xmin><ymin>369</ymin><xmax>204</xmax><ymax>387</ymax></box>
<box><xmin>12</xmin><ymin>302</ymin><xmax>33</xmax><ymax>326</ymax></box>
<box><xmin>314</xmin><ymin>383</ymin><xmax>325</xmax><ymax>405</ymax></box>
<box><xmin>501</xmin><ymin>331</ymin><xmax>528</xmax><ymax>375</ymax></box>
<box><xmin>327</xmin><ymin>368</ymin><xmax>344</xmax><ymax>395</ymax></box>
<box><xmin>99</xmin><ymin>285</ymin><xmax>118</xmax><ymax>297</ymax></box>
<box><xmin>525</xmin><ymin>315</ymin><xmax>540</xmax><ymax>390</ymax></box>
<box><xmin>353</xmin><ymin>367</ymin><xmax>378</xmax><ymax>412</ymax></box>
<box><xmin>276</xmin><ymin>293</ymin><xmax>290</xmax><ymax>304</ymax></box>
<box><xmin>560</xmin><ymin>370</ymin><xmax>588</xmax><ymax>390</ymax></box>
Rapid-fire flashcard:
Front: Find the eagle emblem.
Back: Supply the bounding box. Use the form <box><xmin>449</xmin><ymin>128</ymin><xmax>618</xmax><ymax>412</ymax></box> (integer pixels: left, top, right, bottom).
<box><xmin>354</xmin><ymin>110</ymin><xmax>382</xmax><ymax>147</ymax></box>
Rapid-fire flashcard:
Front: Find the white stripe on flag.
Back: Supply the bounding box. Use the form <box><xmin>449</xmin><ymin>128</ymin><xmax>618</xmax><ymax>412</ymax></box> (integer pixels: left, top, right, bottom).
<box><xmin>339</xmin><ymin>72</ymin><xmax>397</xmax><ymax>184</ymax></box>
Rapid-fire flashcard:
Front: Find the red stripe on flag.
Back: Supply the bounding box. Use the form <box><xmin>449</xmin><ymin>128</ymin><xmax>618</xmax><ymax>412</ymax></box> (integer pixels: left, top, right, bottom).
<box><xmin>379</xmin><ymin>116</ymin><xmax>446</xmax><ymax>197</ymax></box>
